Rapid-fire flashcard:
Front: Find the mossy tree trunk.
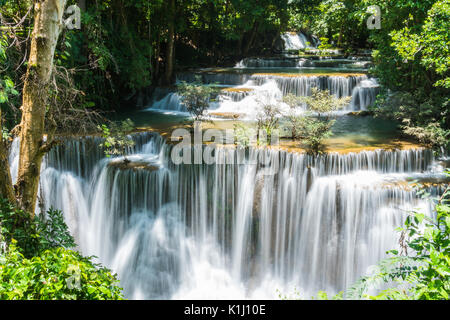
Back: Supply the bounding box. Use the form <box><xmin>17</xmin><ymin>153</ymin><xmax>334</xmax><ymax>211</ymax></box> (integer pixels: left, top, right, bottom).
<box><xmin>16</xmin><ymin>0</ymin><xmax>67</xmax><ymax>215</ymax></box>
<box><xmin>0</xmin><ymin>109</ymin><xmax>15</xmax><ymax>204</ymax></box>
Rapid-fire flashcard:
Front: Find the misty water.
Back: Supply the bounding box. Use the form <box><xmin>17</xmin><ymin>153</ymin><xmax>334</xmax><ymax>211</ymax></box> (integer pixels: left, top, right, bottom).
<box><xmin>10</xmin><ymin>32</ymin><xmax>449</xmax><ymax>299</ymax></box>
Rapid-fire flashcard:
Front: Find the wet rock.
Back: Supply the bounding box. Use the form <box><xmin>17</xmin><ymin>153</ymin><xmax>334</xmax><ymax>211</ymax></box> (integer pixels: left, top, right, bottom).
<box><xmin>108</xmin><ymin>160</ymin><xmax>160</xmax><ymax>172</ymax></box>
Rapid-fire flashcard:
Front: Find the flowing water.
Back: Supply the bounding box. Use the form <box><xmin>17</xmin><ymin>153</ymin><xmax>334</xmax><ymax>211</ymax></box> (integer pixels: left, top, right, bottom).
<box><xmin>7</xmin><ymin>32</ymin><xmax>448</xmax><ymax>300</ymax></box>
<box><xmin>146</xmin><ymin>32</ymin><xmax>377</xmax><ymax>117</ymax></box>
<box><xmin>9</xmin><ymin>132</ymin><xmax>448</xmax><ymax>299</ymax></box>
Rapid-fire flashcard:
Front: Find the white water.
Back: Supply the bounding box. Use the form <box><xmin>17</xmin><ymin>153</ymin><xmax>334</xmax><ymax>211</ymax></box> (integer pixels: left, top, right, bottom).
<box><xmin>281</xmin><ymin>32</ymin><xmax>316</xmax><ymax>50</ymax></box>
<box><xmin>9</xmin><ymin>132</ymin><xmax>446</xmax><ymax>300</ymax></box>
<box><xmin>147</xmin><ymin>73</ymin><xmax>377</xmax><ymax>118</ymax></box>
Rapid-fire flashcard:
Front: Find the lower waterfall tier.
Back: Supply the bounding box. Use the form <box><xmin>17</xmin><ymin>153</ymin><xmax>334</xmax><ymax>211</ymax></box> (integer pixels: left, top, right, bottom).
<box><xmin>10</xmin><ymin>132</ymin><xmax>446</xmax><ymax>299</ymax></box>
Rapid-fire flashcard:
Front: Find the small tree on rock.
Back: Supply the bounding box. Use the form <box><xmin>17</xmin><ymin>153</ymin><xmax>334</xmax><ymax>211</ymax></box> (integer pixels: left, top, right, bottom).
<box><xmin>282</xmin><ymin>88</ymin><xmax>351</xmax><ymax>154</ymax></box>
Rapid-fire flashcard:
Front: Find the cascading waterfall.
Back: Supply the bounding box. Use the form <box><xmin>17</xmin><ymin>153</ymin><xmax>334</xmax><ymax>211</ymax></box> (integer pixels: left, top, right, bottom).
<box><xmin>148</xmin><ymin>30</ymin><xmax>378</xmax><ymax>116</ymax></box>
<box><xmin>148</xmin><ymin>73</ymin><xmax>376</xmax><ymax>116</ymax></box>
<box><xmin>251</xmin><ymin>74</ymin><xmax>367</xmax><ymax>98</ymax></box>
<box><xmin>281</xmin><ymin>32</ymin><xmax>316</xmax><ymax>50</ymax></box>
<box><xmin>350</xmin><ymin>79</ymin><xmax>380</xmax><ymax>111</ymax></box>
<box><xmin>220</xmin><ymin>89</ymin><xmax>252</xmax><ymax>102</ymax></box>
<box><xmin>12</xmin><ymin>131</ymin><xmax>444</xmax><ymax>299</ymax></box>
<box><xmin>235</xmin><ymin>58</ymin><xmax>309</xmax><ymax>69</ymax></box>
<box><xmin>150</xmin><ymin>92</ymin><xmax>185</xmax><ymax>113</ymax></box>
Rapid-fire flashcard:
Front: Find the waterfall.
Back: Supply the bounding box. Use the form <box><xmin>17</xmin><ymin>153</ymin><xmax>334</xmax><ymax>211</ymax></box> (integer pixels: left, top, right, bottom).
<box><xmin>235</xmin><ymin>58</ymin><xmax>305</xmax><ymax>69</ymax></box>
<box><xmin>147</xmin><ymin>73</ymin><xmax>378</xmax><ymax>115</ymax></box>
<box><xmin>150</xmin><ymin>92</ymin><xmax>186</xmax><ymax>113</ymax></box>
<box><xmin>29</xmin><ymin>132</ymin><xmax>445</xmax><ymax>299</ymax></box>
<box><xmin>281</xmin><ymin>32</ymin><xmax>316</xmax><ymax>50</ymax></box>
<box><xmin>350</xmin><ymin>79</ymin><xmax>380</xmax><ymax>110</ymax></box>
<box><xmin>251</xmin><ymin>74</ymin><xmax>367</xmax><ymax>99</ymax></box>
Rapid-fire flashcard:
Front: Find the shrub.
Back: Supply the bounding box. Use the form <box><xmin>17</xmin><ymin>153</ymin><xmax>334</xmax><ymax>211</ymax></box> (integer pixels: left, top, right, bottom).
<box><xmin>0</xmin><ymin>199</ymin><xmax>75</xmax><ymax>258</ymax></box>
<box><xmin>255</xmin><ymin>103</ymin><xmax>282</xmax><ymax>146</ymax></box>
<box><xmin>234</xmin><ymin>123</ymin><xmax>255</xmax><ymax>147</ymax></box>
<box><xmin>177</xmin><ymin>76</ymin><xmax>218</xmax><ymax>121</ymax></box>
<box><xmin>371</xmin><ymin>90</ymin><xmax>449</xmax><ymax>150</ymax></box>
<box><xmin>0</xmin><ymin>242</ymin><xmax>123</xmax><ymax>300</ymax></box>
<box><xmin>282</xmin><ymin>89</ymin><xmax>350</xmax><ymax>154</ymax></box>
<box><xmin>98</xmin><ymin>119</ymin><xmax>135</xmax><ymax>159</ymax></box>
<box><xmin>0</xmin><ymin>199</ymin><xmax>124</xmax><ymax>300</ymax></box>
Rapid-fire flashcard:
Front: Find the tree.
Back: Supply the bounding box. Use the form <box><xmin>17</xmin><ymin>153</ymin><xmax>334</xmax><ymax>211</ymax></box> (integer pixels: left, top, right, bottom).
<box><xmin>177</xmin><ymin>77</ymin><xmax>218</xmax><ymax>122</ymax></box>
<box><xmin>283</xmin><ymin>88</ymin><xmax>350</xmax><ymax>154</ymax></box>
<box><xmin>98</xmin><ymin>119</ymin><xmax>135</xmax><ymax>161</ymax></box>
<box><xmin>255</xmin><ymin>102</ymin><xmax>282</xmax><ymax>146</ymax></box>
<box><xmin>164</xmin><ymin>0</ymin><xmax>176</xmax><ymax>85</ymax></box>
<box><xmin>0</xmin><ymin>36</ymin><xmax>16</xmax><ymax>204</ymax></box>
<box><xmin>15</xmin><ymin>0</ymin><xmax>67</xmax><ymax>215</ymax></box>
<box><xmin>389</xmin><ymin>0</ymin><xmax>450</xmax><ymax>89</ymax></box>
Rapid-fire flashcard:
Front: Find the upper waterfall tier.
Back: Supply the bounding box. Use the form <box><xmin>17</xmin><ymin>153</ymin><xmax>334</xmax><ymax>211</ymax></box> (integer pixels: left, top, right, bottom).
<box><xmin>281</xmin><ymin>32</ymin><xmax>319</xmax><ymax>50</ymax></box>
<box><xmin>234</xmin><ymin>57</ymin><xmax>372</xmax><ymax>70</ymax></box>
<box><xmin>149</xmin><ymin>72</ymin><xmax>377</xmax><ymax>115</ymax></box>
<box><xmin>250</xmin><ymin>73</ymin><xmax>367</xmax><ymax>97</ymax></box>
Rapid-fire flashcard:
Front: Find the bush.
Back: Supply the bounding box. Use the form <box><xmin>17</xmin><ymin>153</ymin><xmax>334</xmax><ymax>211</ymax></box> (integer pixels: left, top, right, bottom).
<box><xmin>255</xmin><ymin>103</ymin><xmax>282</xmax><ymax>146</ymax></box>
<box><xmin>371</xmin><ymin>90</ymin><xmax>450</xmax><ymax>150</ymax></box>
<box><xmin>0</xmin><ymin>199</ymin><xmax>75</xmax><ymax>258</ymax></box>
<box><xmin>0</xmin><ymin>242</ymin><xmax>123</xmax><ymax>300</ymax></box>
<box><xmin>98</xmin><ymin>119</ymin><xmax>136</xmax><ymax>159</ymax></box>
<box><xmin>177</xmin><ymin>76</ymin><xmax>218</xmax><ymax>122</ymax></box>
<box><xmin>234</xmin><ymin>123</ymin><xmax>255</xmax><ymax>147</ymax></box>
<box><xmin>0</xmin><ymin>199</ymin><xmax>124</xmax><ymax>300</ymax></box>
<box><xmin>282</xmin><ymin>89</ymin><xmax>351</xmax><ymax>154</ymax></box>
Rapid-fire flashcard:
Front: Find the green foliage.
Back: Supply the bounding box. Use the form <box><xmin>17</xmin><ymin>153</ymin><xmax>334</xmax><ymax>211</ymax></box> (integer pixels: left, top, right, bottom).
<box><xmin>371</xmin><ymin>90</ymin><xmax>449</xmax><ymax>149</ymax></box>
<box><xmin>0</xmin><ymin>199</ymin><xmax>124</xmax><ymax>300</ymax></box>
<box><xmin>388</xmin><ymin>0</ymin><xmax>450</xmax><ymax>89</ymax></box>
<box><xmin>305</xmin><ymin>0</ymin><xmax>369</xmax><ymax>49</ymax></box>
<box><xmin>317</xmin><ymin>37</ymin><xmax>333</xmax><ymax>55</ymax></box>
<box><xmin>362</xmin><ymin>0</ymin><xmax>449</xmax><ymax>137</ymax></box>
<box><xmin>347</xmin><ymin>178</ymin><xmax>450</xmax><ymax>300</ymax></box>
<box><xmin>0</xmin><ymin>242</ymin><xmax>123</xmax><ymax>300</ymax></box>
<box><xmin>403</xmin><ymin>123</ymin><xmax>450</xmax><ymax>150</ymax></box>
<box><xmin>0</xmin><ymin>34</ymin><xmax>19</xmax><ymax>107</ymax></box>
<box><xmin>313</xmin><ymin>291</ymin><xmax>344</xmax><ymax>300</ymax></box>
<box><xmin>98</xmin><ymin>119</ymin><xmax>135</xmax><ymax>158</ymax></box>
<box><xmin>283</xmin><ymin>89</ymin><xmax>350</xmax><ymax>154</ymax></box>
<box><xmin>0</xmin><ymin>76</ymin><xmax>18</xmax><ymax>105</ymax></box>
<box><xmin>177</xmin><ymin>77</ymin><xmax>218</xmax><ymax>122</ymax></box>
<box><xmin>277</xmin><ymin>287</ymin><xmax>344</xmax><ymax>300</ymax></box>
<box><xmin>36</xmin><ymin>207</ymin><xmax>77</xmax><ymax>252</ymax></box>
<box><xmin>234</xmin><ymin>123</ymin><xmax>255</xmax><ymax>147</ymax></box>
<box><xmin>300</xmin><ymin>87</ymin><xmax>351</xmax><ymax>114</ymax></box>
<box><xmin>255</xmin><ymin>103</ymin><xmax>282</xmax><ymax>146</ymax></box>
<box><xmin>0</xmin><ymin>199</ymin><xmax>75</xmax><ymax>258</ymax></box>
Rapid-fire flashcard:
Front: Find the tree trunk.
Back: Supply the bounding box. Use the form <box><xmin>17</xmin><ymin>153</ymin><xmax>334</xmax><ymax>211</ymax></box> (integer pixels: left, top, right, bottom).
<box><xmin>154</xmin><ymin>31</ymin><xmax>161</xmax><ymax>84</ymax></box>
<box><xmin>16</xmin><ymin>0</ymin><xmax>67</xmax><ymax>215</ymax></box>
<box><xmin>0</xmin><ymin>109</ymin><xmax>15</xmax><ymax>204</ymax></box>
<box><xmin>78</xmin><ymin>0</ymin><xmax>86</xmax><ymax>11</ymax></box>
<box><xmin>243</xmin><ymin>22</ymin><xmax>259</xmax><ymax>56</ymax></box>
<box><xmin>163</xmin><ymin>0</ymin><xmax>175</xmax><ymax>85</ymax></box>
